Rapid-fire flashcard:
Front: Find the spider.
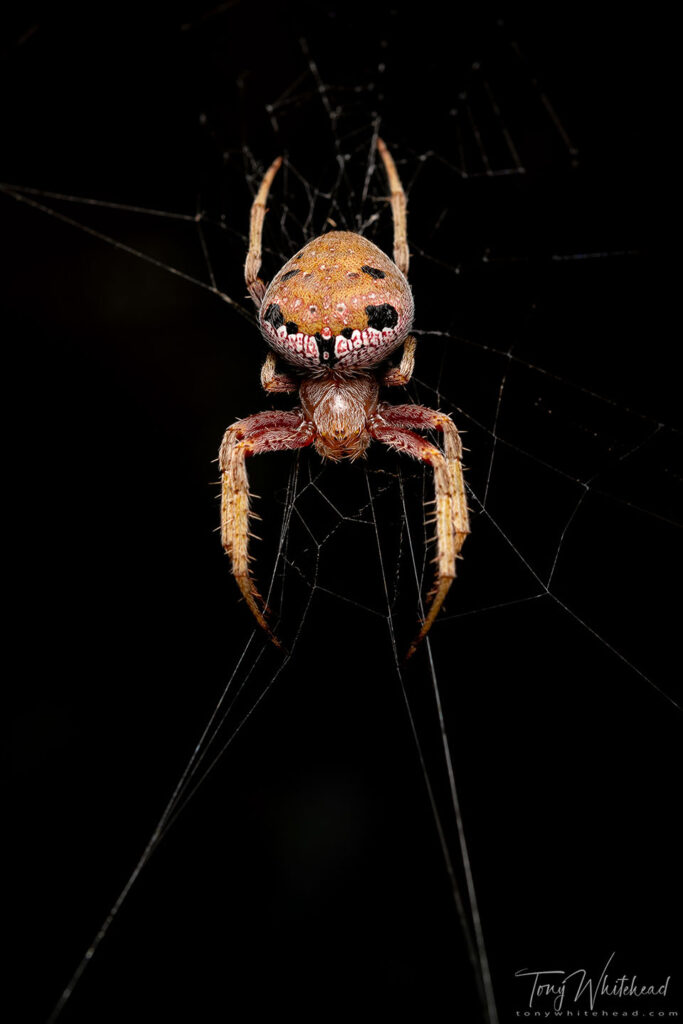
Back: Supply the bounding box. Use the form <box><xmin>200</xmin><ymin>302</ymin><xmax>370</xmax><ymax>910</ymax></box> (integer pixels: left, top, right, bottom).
<box><xmin>220</xmin><ymin>139</ymin><xmax>469</xmax><ymax>657</ymax></box>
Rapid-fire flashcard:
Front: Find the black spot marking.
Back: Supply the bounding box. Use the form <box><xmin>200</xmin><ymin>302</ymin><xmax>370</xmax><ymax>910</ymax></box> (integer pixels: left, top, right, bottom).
<box><xmin>366</xmin><ymin>303</ymin><xmax>398</xmax><ymax>330</ymax></box>
<box><xmin>263</xmin><ymin>303</ymin><xmax>284</xmax><ymax>329</ymax></box>
<box><xmin>340</xmin><ymin>327</ymin><xmax>354</xmax><ymax>339</ymax></box>
<box><xmin>314</xmin><ymin>332</ymin><xmax>338</xmax><ymax>366</ymax></box>
<box><xmin>295</xmin><ymin>253</ymin><xmax>303</xmax><ymax>260</ymax></box>
<box><xmin>361</xmin><ymin>265</ymin><xmax>386</xmax><ymax>280</ymax></box>
<box><xmin>282</xmin><ymin>269</ymin><xmax>300</xmax><ymax>281</ymax></box>
<box><xmin>285</xmin><ymin>321</ymin><xmax>299</xmax><ymax>335</ymax></box>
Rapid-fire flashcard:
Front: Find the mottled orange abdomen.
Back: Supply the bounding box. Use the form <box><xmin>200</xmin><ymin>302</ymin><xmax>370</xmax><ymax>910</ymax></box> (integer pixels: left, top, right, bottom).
<box><xmin>259</xmin><ymin>230</ymin><xmax>414</xmax><ymax>370</ymax></box>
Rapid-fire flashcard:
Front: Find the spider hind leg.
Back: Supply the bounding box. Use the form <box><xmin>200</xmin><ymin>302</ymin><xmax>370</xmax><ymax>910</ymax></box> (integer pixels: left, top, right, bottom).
<box><xmin>377</xmin><ymin>137</ymin><xmax>409</xmax><ymax>276</ymax></box>
<box><xmin>245</xmin><ymin>156</ymin><xmax>283</xmax><ymax>306</ymax></box>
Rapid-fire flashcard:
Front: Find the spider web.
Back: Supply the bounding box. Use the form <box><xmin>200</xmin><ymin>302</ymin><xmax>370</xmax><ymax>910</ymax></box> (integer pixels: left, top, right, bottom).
<box><xmin>5</xmin><ymin>4</ymin><xmax>680</xmax><ymax>1023</ymax></box>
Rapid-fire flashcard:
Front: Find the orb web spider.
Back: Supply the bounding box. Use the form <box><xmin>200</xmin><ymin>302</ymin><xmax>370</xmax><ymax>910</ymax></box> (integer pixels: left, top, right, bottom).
<box><xmin>220</xmin><ymin>140</ymin><xmax>469</xmax><ymax>657</ymax></box>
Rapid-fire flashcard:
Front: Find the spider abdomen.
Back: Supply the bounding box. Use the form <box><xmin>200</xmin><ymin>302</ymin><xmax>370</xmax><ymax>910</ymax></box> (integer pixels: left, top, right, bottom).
<box><xmin>260</xmin><ymin>231</ymin><xmax>414</xmax><ymax>372</ymax></box>
<box><xmin>300</xmin><ymin>373</ymin><xmax>378</xmax><ymax>460</ymax></box>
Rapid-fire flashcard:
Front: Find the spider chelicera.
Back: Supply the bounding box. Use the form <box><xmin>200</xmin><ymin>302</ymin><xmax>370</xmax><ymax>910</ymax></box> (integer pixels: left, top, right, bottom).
<box><xmin>220</xmin><ymin>139</ymin><xmax>469</xmax><ymax>657</ymax></box>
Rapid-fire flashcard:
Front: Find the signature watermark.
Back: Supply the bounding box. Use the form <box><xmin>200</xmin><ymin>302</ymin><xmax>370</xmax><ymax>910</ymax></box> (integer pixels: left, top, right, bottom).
<box><xmin>515</xmin><ymin>952</ymin><xmax>674</xmax><ymax>1015</ymax></box>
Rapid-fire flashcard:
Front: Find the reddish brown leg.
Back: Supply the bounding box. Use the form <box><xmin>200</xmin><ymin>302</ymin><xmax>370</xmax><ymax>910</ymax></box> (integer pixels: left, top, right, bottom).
<box><xmin>219</xmin><ymin>410</ymin><xmax>315</xmax><ymax>643</ymax></box>
<box><xmin>369</xmin><ymin>404</ymin><xmax>469</xmax><ymax>657</ymax></box>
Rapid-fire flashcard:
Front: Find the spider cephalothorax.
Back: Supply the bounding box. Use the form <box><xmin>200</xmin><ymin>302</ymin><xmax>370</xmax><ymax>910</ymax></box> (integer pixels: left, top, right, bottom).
<box><xmin>220</xmin><ymin>140</ymin><xmax>469</xmax><ymax>657</ymax></box>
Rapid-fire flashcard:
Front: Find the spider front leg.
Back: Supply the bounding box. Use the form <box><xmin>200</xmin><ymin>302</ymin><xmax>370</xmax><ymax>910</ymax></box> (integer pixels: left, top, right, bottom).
<box><xmin>369</xmin><ymin>404</ymin><xmax>470</xmax><ymax>658</ymax></box>
<box><xmin>219</xmin><ymin>409</ymin><xmax>315</xmax><ymax>644</ymax></box>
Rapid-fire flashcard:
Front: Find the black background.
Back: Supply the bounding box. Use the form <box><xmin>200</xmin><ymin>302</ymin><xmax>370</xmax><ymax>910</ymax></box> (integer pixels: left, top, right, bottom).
<box><xmin>5</xmin><ymin>3</ymin><xmax>680</xmax><ymax>1022</ymax></box>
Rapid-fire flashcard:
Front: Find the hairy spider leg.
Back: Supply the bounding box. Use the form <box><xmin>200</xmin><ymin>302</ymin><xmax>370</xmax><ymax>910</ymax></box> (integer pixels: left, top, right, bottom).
<box><xmin>220</xmin><ymin>410</ymin><xmax>315</xmax><ymax>643</ymax></box>
<box><xmin>369</xmin><ymin>404</ymin><xmax>470</xmax><ymax>658</ymax></box>
<box><xmin>245</xmin><ymin>156</ymin><xmax>283</xmax><ymax>306</ymax></box>
<box><xmin>376</xmin><ymin>138</ymin><xmax>414</xmax><ymax>386</ymax></box>
<box><xmin>377</xmin><ymin>137</ymin><xmax>409</xmax><ymax>277</ymax></box>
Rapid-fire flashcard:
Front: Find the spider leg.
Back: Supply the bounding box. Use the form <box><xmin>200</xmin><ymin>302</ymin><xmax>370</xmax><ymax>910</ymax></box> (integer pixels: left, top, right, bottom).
<box><xmin>382</xmin><ymin>335</ymin><xmax>416</xmax><ymax>387</ymax></box>
<box><xmin>260</xmin><ymin>351</ymin><xmax>299</xmax><ymax>394</ymax></box>
<box><xmin>219</xmin><ymin>409</ymin><xmax>315</xmax><ymax>644</ymax></box>
<box><xmin>245</xmin><ymin>156</ymin><xmax>283</xmax><ymax>307</ymax></box>
<box><xmin>377</xmin><ymin>137</ymin><xmax>409</xmax><ymax>276</ymax></box>
<box><xmin>369</xmin><ymin>404</ymin><xmax>469</xmax><ymax>658</ymax></box>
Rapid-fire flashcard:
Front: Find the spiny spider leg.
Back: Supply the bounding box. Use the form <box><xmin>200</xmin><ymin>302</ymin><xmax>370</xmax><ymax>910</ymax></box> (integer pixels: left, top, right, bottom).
<box><xmin>369</xmin><ymin>404</ymin><xmax>470</xmax><ymax>658</ymax></box>
<box><xmin>220</xmin><ymin>410</ymin><xmax>315</xmax><ymax>644</ymax></box>
<box><xmin>244</xmin><ymin>155</ymin><xmax>283</xmax><ymax>306</ymax></box>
